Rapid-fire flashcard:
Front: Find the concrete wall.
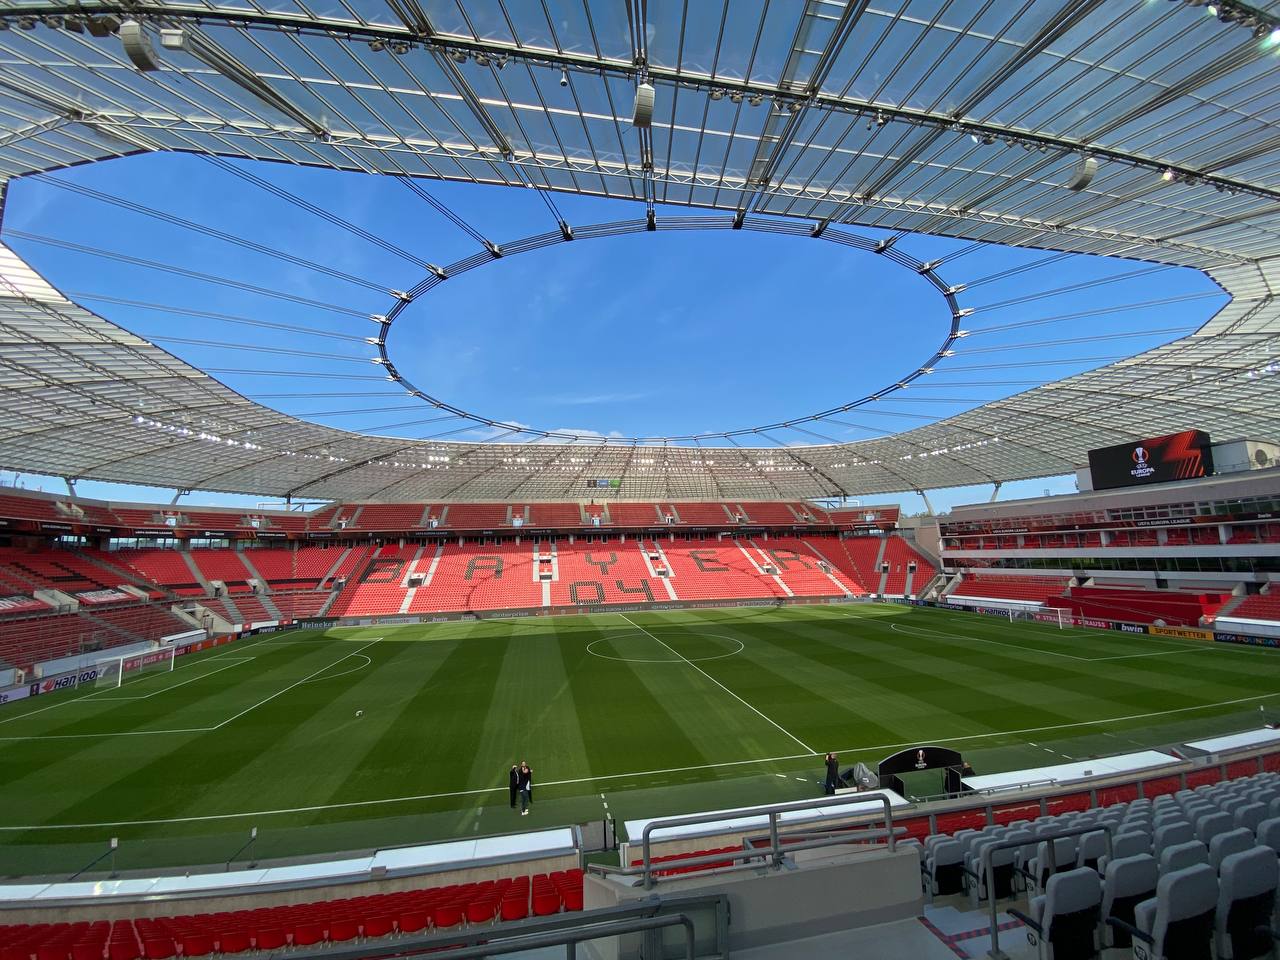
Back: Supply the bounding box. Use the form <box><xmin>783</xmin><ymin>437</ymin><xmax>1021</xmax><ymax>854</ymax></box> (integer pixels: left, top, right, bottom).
<box><xmin>583</xmin><ymin>844</ymin><xmax>921</xmax><ymax>958</ymax></box>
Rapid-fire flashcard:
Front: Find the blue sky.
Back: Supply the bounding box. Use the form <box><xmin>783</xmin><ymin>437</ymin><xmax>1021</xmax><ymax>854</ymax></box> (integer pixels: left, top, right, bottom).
<box><xmin>0</xmin><ymin>154</ymin><xmax>1229</xmax><ymax>513</ymax></box>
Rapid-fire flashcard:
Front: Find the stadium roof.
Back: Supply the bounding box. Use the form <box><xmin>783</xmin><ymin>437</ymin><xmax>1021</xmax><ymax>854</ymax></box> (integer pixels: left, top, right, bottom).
<box><xmin>0</xmin><ymin>0</ymin><xmax>1278</xmax><ymax>502</ymax></box>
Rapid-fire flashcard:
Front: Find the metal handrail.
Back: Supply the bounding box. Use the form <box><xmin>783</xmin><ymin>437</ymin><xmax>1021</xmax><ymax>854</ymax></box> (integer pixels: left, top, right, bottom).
<box><xmin>981</xmin><ymin>822</ymin><xmax>1114</xmax><ymax>960</ymax></box>
<box><xmin>406</xmin><ymin>913</ymin><xmax>697</xmax><ymax>960</ymax></box>
<box><xmin>593</xmin><ymin>792</ymin><xmax>896</xmax><ymax>889</ymax></box>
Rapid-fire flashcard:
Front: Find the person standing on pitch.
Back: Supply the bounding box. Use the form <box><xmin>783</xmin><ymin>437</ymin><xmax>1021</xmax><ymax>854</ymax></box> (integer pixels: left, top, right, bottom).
<box><xmin>518</xmin><ymin>760</ymin><xmax>533</xmax><ymax>816</ymax></box>
<box><xmin>509</xmin><ymin>764</ymin><xmax>519</xmax><ymax>810</ymax></box>
<box><xmin>824</xmin><ymin>752</ymin><xmax>840</xmax><ymax>795</ymax></box>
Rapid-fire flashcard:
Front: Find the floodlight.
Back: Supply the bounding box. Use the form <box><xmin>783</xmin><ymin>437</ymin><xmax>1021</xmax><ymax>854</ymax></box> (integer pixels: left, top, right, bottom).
<box><xmin>1161</xmin><ymin>167</ymin><xmax>1175</xmax><ymax>181</ymax></box>
<box><xmin>85</xmin><ymin>15</ymin><xmax>119</xmax><ymax>37</ymax></box>
<box><xmin>120</xmin><ymin>20</ymin><xmax>161</xmax><ymax>71</ymax></box>
<box><xmin>709</xmin><ymin>89</ymin><xmax>723</xmax><ymax>101</ymax></box>
<box><xmin>560</xmin><ymin>68</ymin><xmax>569</xmax><ymax>87</ymax></box>
<box><xmin>368</xmin><ymin>38</ymin><xmax>385</xmax><ymax>51</ymax></box>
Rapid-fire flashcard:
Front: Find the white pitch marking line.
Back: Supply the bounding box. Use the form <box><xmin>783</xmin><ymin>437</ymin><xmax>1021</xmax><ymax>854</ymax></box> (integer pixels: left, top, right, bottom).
<box><xmin>0</xmin><ymin>638</ymin><xmax>383</xmax><ymax>742</ymax></box>
<box><xmin>885</xmin><ymin>620</ymin><xmax>1225</xmax><ymax>663</ymax></box>
<box><xmin>618</xmin><ymin>614</ymin><xmax>815</xmax><ymax>754</ymax></box>
<box><xmin>0</xmin><ymin>632</ymin><xmax>299</xmax><ymax>727</ymax></box>
<box><xmin>212</xmin><ymin>638</ymin><xmax>382</xmax><ymax>730</ymax></box>
<box><xmin>299</xmin><ymin>654</ymin><xmax>371</xmax><ymax>684</ymax></box>
<box><xmin>89</xmin><ymin>659</ymin><xmax>253</xmax><ymax>701</ymax></box>
<box><xmin>7</xmin><ymin>684</ymin><xmax>1280</xmax><ymax>831</ymax></box>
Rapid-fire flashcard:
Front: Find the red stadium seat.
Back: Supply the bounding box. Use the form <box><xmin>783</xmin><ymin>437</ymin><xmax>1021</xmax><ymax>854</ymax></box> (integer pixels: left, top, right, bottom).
<box><xmin>140</xmin><ymin>940</ymin><xmax>173</xmax><ymax>960</ymax></box>
<box><xmin>431</xmin><ymin>903</ymin><xmax>463</xmax><ymax>929</ymax></box>
<box><xmin>397</xmin><ymin>911</ymin><xmax>428</xmax><ymax>935</ymax></box>
<box><xmin>361</xmin><ymin>916</ymin><xmax>394</xmax><ymax>939</ymax></box>
<box><xmin>500</xmin><ymin>896</ymin><xmax>528</xmax><ymax>922</ymax></box>
<box><xmin>216</xmin><ymin>931</ymin><xmax>249</xmax><ymax>955</ymax></box>
<box><xmin>175</xmin><ymin>935</ymin><xmax>210</xmax><ymax>959</ymax></box>
<box><xmin>291</xmin><ymin>924</ymin><xmax>323</xmax><ymax>947</ymax></box>
<box><xmin>251</xmin><ymin>929</ymin><xmax>285</xmax><ymax>951</ymax></box>
<box><xmin>327</xmin><ymin>920</ymin><xmax>358</xmax><ymax>944</ymax></box>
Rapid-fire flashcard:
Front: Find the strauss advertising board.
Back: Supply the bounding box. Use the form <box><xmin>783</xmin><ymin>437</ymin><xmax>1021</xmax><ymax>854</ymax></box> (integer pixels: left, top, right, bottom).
<box><xmin>1087</xmin><ymin>430</ymin><xmax>1213</xmax><ymax>491</ymax></box>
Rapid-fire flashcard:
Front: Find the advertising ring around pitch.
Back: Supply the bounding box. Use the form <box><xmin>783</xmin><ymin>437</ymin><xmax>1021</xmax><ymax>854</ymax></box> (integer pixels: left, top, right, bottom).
<box><xmin>586</xmin><ymin>631</ymin><xmax>745</xmax><ymax>664</ymax></box>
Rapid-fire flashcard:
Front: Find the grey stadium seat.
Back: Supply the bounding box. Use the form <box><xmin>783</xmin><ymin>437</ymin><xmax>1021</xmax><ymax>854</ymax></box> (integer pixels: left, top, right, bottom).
<box><xmin>1208</xmin><ymin>828</ymin><xmax>1255</xmax><ymax>874</ymax></box>
<box><xmin>1098</xmin><ymin>831</ymin><xmax>1151</xmax><ymax>875</ymax></box>
<box><xmin>1159</xmin><ymin>840</ymin><xmax>1209</xmax><ymax>877</ymax></box>
<box><xmin>1256</xmin><ymin>817</ymin><xmax>1280</xmax><ymax>855</ymax></box>
<box><xmin>965</xmin><ymin>836</ymin><xmax>1017</xmax><ymax>904</ymax></box>
<box><xmin>1155</xmin><ymin>822</ymin><xmax>1195</xmax><ymax>855</ymax></box>
<box><xmin>1013</xmin><ymin>866</ymin><xmax>1102</xmax><ymax>960</ymax></box>
<box><xmin>1076</xmin><ymin>829</ymin><xmax>1108</xmax><ymax>872</ymax></box>
<box><xmin>1214</xmin><ymin>846</ymin><xmax>1278</xmax><ymax>960</ymax></box>
<box><xmin>922</xmin><ymin>839</ymin><xmax>964</xmax><ymax>896</ymax></box>
<box><xmin>1029</xmin><ymin>836</ymin><xmax>1079</xmax><ymax>891</ymax></box>
<box><xmin>1195</xmin><ymin>811</ymin><xmax>1234</xmax><ymax>846</ymax></box>
<box><xmin>1125</xmin><ymin>863</ymin><xmax>1218</xmax><ymax>960</ymax></box>
<box><xmin>1102</xmin><ymin>853</ymin><xmax>1158</xmax><ymax>949</ymax></box>
<box><xmin>1233</xmin><ymin>802</ymin><xmax>1268</xmax><ymax>836</ymax></box>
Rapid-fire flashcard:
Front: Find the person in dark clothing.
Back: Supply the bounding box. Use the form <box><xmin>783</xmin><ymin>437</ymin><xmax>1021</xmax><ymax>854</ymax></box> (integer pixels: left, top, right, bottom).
<box><xmin>824</xmin><ymin>752</ymin><xmax>840</xmax><ymax>795</ymax></box>
<box><xmin>518</xmin><ymin>761</ymin><xmax>533</xmax><ymax>815</ymax></box>
<box><xmin>508</xmin><ymin>764</ymin><xmax>519</xmax><ymax>809</ymax></box>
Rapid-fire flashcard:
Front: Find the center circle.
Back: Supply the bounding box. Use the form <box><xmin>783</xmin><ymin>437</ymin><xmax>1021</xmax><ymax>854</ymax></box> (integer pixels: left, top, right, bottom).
<box><xmin>586</xmin><ymin>630</ymin><xmax>746</xmax><ymax>663</ymax></box>
<box><xmin>382</xmin><ymin>222</ymin><xmax>956</xmax><ymax>443</ymax></box>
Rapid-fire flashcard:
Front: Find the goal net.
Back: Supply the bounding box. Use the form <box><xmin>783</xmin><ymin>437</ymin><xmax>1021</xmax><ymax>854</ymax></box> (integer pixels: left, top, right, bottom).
<box><xmin>1005</xmin><ymin>607</ymin><xmax>1073</xmax><ymax>629</ymax></box>
<box><xmin>94</xmin><ymin>647</ymin><xmax>176</xmax><ymax>689</ymax></box>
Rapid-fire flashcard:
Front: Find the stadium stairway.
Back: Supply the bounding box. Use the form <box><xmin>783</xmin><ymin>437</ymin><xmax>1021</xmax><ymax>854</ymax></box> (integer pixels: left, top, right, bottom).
<box><xmin>178</xmin><ymin>553</ymin><xmax>213</xmax><ymax>596</ymax></box>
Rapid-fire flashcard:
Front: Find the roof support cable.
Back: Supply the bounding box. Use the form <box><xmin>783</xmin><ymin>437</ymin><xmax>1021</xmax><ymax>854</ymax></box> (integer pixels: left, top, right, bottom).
<box><xmin>508</xmin><ymin>164</ymin><xmax>572</xmax><ymax>240</ymax></box>
<box><xmin>395</xmin><ymin>175</ymin><xmax>493</xmax><ymax>249</ymax></box>
<box><xmin>970</xmin><ymin>265</ymin><xmax>1178</xmax><ymax>314</ymax></box>
<box><xmin>963</xmin><ymin>292</ymin><xmax>1226</xmax><ymax>336</ymax></box>
<box><xmin>5</xmin><ymin>231</ymin><xmax>370</xmax><ymax>319</ymax></box>
<box><xmin>202</xmin><ymin>155</ymin><xmax>435</xmax><ymax>270</ymax></box>
<box><xmin>31</xmin><ymin>173</ymin><xmax>392</xmax><ymax>294</ymax></box>
<box><xmin>65</xmin><ymin>292</ymin><xmax>375</xmax><ymax>343</ymax></box>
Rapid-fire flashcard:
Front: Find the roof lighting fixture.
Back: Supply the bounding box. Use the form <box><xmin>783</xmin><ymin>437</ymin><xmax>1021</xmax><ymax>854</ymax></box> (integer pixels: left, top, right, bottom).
<box><xmin>1205</xmin><ymin>3</ymin><xmax>1219</xmax><ymax>14</ymax></box>
<box><xmin>1161</xmin><ymin>167</ymin><xmax>1175</xmax><ymax>181</ymax></box>
<box><xmin>368</xmin><ymin>38</ymin><xmax>385</xmax><ymax>52</ymax></box>
<box><xmin>451</xmin><ymin>49</ymin><xmax>468</xmax><ymax>64</ymax></box>
<box><xmin>730</xmin><ymin>91</ymin><xmax>743</xmax><ymax>104</ymax></box>
<box><xmin>749</xmin><ymin>94</ymin><xmax>763</xmax><ymax>106</ymax></box>
<box><xmin>1269</xmin><ymin>27</ymin><xmax>1280</xmax><ymax>45</ymax></box>
<box><xmin>709</xmin><ymin>88</ymin><xmax>723</xmax><ymax>101</ymax></box>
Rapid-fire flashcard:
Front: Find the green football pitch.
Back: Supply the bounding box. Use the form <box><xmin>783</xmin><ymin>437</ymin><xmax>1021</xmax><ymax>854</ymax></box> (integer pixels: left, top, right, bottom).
<box><xmin>2</xmin><ymin>602</ymin><xmax>1279</xmax><ymax>877</ymax></box>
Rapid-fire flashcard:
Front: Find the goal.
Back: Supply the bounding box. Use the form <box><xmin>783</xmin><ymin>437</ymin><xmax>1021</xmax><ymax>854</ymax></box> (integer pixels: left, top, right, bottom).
<box><xmin>94</xmin><ymin>647</ymin><xmax>176</xmax><ymax>689</ymax></box>
<box><xmin>1005</xmin><ymin>607</ymin><xmax>1072</xmax><ymax>629</ymax></box>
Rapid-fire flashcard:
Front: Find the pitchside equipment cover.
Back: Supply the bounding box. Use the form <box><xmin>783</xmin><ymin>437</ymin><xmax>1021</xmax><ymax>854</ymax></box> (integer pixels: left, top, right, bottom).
<box><xmin>1087</xmin><ymin>430</ymin><xmax>1213</xmax><ymax>491</ymax></box>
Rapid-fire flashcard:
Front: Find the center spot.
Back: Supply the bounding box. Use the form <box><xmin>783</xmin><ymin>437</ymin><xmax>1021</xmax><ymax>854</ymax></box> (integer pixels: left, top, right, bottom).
<box><xmin>586</xmin><ymin>630</ymin><xmax>745</xmax><ymax>664</ymax></box>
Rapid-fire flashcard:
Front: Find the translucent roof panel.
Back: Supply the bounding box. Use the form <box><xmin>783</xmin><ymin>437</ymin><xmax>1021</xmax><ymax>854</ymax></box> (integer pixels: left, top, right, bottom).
<box><xmin>0</xmin><ymin>0</ymin><xmax>1275</xmax><ymax>500</ymax></box>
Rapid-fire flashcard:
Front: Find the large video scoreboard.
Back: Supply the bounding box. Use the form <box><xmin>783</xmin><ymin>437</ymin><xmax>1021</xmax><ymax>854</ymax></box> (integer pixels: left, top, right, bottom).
<box><xmin>1087</xmin><ymin>430</ymin><xmax>1213</xmax><ymax>491</ymax></box>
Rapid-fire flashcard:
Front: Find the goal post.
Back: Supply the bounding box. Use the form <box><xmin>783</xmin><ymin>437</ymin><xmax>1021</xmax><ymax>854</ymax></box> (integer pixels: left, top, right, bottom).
<box><xmin>94</xmin><ymin>647</ymin><xmax>176</xmax><ymax>689</ymax></box>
